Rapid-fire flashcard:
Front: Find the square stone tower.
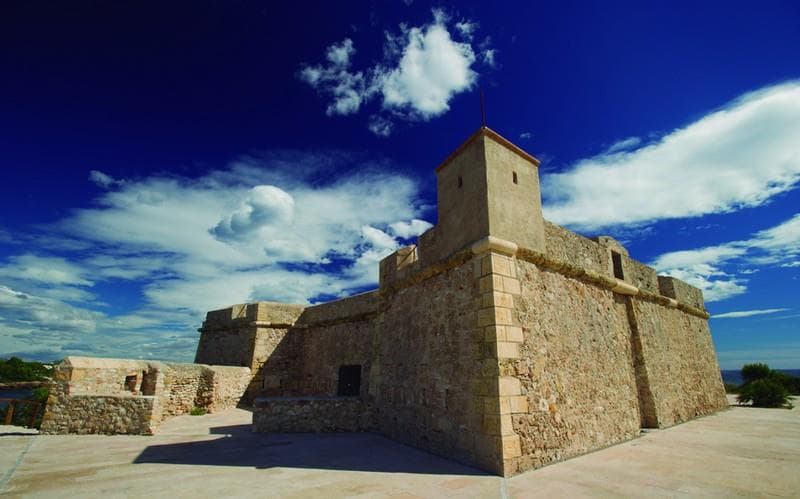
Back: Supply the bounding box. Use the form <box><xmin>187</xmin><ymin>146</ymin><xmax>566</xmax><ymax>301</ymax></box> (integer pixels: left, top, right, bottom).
<box><xmin>431</xmin><ymin>126</ymin><xmax>546</xmax><ymax>260</ymax></box>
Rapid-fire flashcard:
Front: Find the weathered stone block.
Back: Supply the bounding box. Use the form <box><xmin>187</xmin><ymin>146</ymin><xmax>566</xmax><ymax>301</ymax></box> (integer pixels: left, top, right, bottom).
<box><xmin>501</xmin><ymin>435</ymin><xmax>522</xmax><ymax>458</ymax></box>
<box><xmin>506</xmin><ymin>326</ymin><xmax>524</xmax><ymax>343</ymax></box>
<box><xmin>481</xmin><ymin>291</ymin><xmax>514</xmax><ymax>309</ymax></box>
<box><xmin>483</xmin><ymin>254</ymin><xmax>515</xmax><ymax>277</ymax></box>
<box><xmin>478</xmin><ymin>307</ymin><xmax>514</xmax><ymax>327</ymax></box>
<box><xmin>508</xmin><ymin>395</ymin><xmax>529</xmax><ymax>414</ymax></box>
<box><xmin>482</xmin><ymin>413</ymin><xmax>514</xmax><ymax>435</ymax></box>
<box><xmin>502</xmin><ymin>277</ymin><xmax>521</xmax><ymax>295</ymax></box>
<box><xmin>498</xmin><ymin>376</ymin><xmax>521</xmax><ymax>396</ymax></box>
<box><xmin>479</xmin><ymin>274</ymin><xmax>505</xmax><ymax>294</ymax></box>
<box><xmin>495</xmin><ymin>342</ymin><xmax>520</xmax><ymax>359</ymax></box>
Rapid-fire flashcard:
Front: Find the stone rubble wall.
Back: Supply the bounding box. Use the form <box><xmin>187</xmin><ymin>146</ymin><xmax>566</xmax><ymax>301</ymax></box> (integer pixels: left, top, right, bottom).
<box><xmin>40</xmin><ymin>357</ymin><xmax>251</xmax><ymax>435</ymax></box>
<box><xmin>158</xmin><ymin>363</ymin><xmax>210</xmax><ymax>418</ymax></box>
<box><xmin>205</xmin><ymin>365</ymin><xmax>253</xmax><ymax>412</ymax></box>
<box><xmin>297</xmin><ymin>291</ymin><xmax>378</xmax><ymax>325</ymax></box>
<box><xmin>505</xmin><ymin>259</ymin><xmax>642</xmax><ymax>474</ymax></box>
<box><xmin>297</xmin><ymin>320</ymin><xmax>374</xmax><ymax>397</ymax></box>
<box><xmin>253</xmin><ymin>397</ymin><xmax>375</xmax><ymax>433</ymax></box>
<box><xmin>195</xmin><ymin>326</ymin><xmax>254</xmax><ymax>368</ymax></box>
<box><xmin>630</xmin><ymin>300</ymin><xmax>728</xmax><ymax>426</ymax></box>
<box><xmin>371</xmin><ymin>257</ymin><xmax>491</xmax><ymax>471</ymax></box>
<box><xmin>256</xmin><ymin>327</ymin><xmax>303</xmax><ymax>397</ymax></box>
<box><xmin>40</xmin><ymin>382</ymin><xmax>157</xmax><ymax>435</ymax></box>
<box><xmin>544</xmin><ymin>222</ymin><xmax>608</xmax><ymax>276</ymax></box>
<box><xmin>197</xmin><ymin>302</ymin><xmax>306</xmax><ymax>402</ymax></box>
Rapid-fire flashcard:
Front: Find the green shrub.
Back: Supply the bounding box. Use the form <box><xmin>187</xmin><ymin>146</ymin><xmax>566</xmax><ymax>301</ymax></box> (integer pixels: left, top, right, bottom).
<box><xmin>737</xmin><ymin>378</ymin><xmax>791</xmax><ymax>408</ymax></box>
<box><xmin>0</xmin><ymin>357</ymin><xmax>52</xmax><ymax>382</ymax></box>
<box><xmin>768</xmin><ymin>371</ymin><xmax>800</xmax><ymax>396</ymax></box>
<box><xmin>741</xmin><ymin>363</ymin><xmax>771</xmax><ymax>384</ymax></box>
<box><xmin>190</xmin><ymin>407</ymin><xmax>207</xmax><ymax>416</ymax></box>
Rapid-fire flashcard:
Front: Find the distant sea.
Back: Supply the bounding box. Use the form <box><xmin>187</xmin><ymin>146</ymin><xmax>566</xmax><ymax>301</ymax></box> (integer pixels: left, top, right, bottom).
<box><xmin>0</xmin><ymin>388</ymin><xmax>34</xmax><ymax>410</ymax></box>
<box><xmin>721</xmin><ymin>369</ymin><xmax>800</xmax><ymax>385</ymax></box>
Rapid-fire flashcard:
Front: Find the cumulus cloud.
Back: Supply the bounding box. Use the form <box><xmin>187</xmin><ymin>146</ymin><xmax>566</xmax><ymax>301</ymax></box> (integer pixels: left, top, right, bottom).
<box><xmin>652</xmin><ymin>213</ymin><xmax>800</xmax><ymax>302</ymax></box>
<box><xmin>212</xmin><ymin>185</ymin><xmax>295</xmax><ymax>242</ymax></box>
<box><xmin>543</xmin><ymin>81</ymin><xmax>800</xmax><ymax>230</ymax></box>
<box><xmin>298</xmin><ymin>38</ymin><xmax>368</xmax><ymax>116</ymax></box>
<box><xmin>713</xmin><ymin>308</ymin><xmax>790</xmax><ymax>319</ymax></box>
<box><xmin>388</xmin><ymin>218</ymin><xmax>433</xmax><ymax>239</ymax></box>
<box><xmin>378</xmin><ymin>20</ymin><xmax>476</xmax><ymax>117</ymax></box>
<box><xmin>299</xmin><ymin>9</ymin><xmax>488</xmax><ymax>135</ymax></box>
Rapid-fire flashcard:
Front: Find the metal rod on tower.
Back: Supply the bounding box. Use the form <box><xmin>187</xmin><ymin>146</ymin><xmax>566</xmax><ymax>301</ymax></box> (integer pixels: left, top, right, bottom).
<box><xmin>480</xmin><ymin>88</ymin><xmax>487</xmax><ymax>127</ymax></box>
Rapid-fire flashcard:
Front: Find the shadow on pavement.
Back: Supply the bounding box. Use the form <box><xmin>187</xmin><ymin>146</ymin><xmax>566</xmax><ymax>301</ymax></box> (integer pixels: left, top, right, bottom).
<box><xmin>134</xmin><ymin>424</ymin><xmax>488</xmax><ymax>476</ymax></box>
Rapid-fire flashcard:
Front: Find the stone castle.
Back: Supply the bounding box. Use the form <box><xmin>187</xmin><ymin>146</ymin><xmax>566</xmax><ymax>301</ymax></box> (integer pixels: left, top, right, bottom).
<box><xmin>194</xmin><ymin>127</ymin><xmax>728</xmax><ymax>476</ymax></box>
<box><xmin>42</xmin><ymin>127</ymin><xmax>728</xmax><ymax>477</ymax></box>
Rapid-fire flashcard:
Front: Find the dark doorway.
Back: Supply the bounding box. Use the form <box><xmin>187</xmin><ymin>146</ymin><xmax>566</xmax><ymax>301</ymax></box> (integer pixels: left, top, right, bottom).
<box><xmin>337</xmin><ymin>365</ymin><xmax>361</xmax><ymax>397</ymax></box>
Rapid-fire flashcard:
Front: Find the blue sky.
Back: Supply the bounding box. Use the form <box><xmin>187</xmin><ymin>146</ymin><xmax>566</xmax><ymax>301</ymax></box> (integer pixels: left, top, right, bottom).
<box><xmin>1</xmin><ymin>1</ymin><xmax>798</xmax><ymax>368</ymax></box>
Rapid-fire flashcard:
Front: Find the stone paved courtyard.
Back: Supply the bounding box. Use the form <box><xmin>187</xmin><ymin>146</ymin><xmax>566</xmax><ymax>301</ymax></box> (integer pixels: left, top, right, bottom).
<box><xmin>2</xmin><ymin>397</ymin><xmax>798</xmax><ymax>498</ymax></box>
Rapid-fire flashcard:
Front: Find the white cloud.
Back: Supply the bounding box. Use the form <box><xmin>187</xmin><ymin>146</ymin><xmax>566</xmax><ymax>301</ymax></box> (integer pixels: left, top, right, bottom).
<box><xmin>299</xmin><ymin>38</ymin><xmax>368</xmax><ymax>116</ymax></box>
<box><xmin>326</xmin><ymin>37</ymin><xmax>355</xmax><ymax>66</ymax></box>
<box><xmin>361</xmin><ymin>226</ymin><xmax>398</xmax><ymax>252</ymax></box>
<box><xmin>713</xmin><ymin>308</ymin><xmax>790</xmax><ymax>319</ymax></box>
<box><xmin>212</xmin><ymin>185</ymin><xmax>295</xmax><ymax>242</ymax></box>
<box><xmin>519</xmin><ymin>132</ymin><xmax>532</xmax><ymax>140</ymax></box>
<box><xmin>0</xmin><ymin>151</ymin><xmax>432</xmax><ymax>361</ymax></box>
<box><xmin>377</xmin><ymin>21</ymin><xmax>476</xmax><ymax>117</ymax></box>
<box><xmin>652</xmin><ymin>213</ymin><xmax>800</xmax><ymax>302</ymax></box>
<box><xmin>89</xmin><ymin>170</ymin><xmax>123</xmax><ymax>189</ymax></box>
<box><xmin>781</xmin><ymin>261</ymin><xmax>800</xmax><ymax>268</ymax></box>
<box><xmin>543</xmin><ymin>81</ymin><xmax>800</xmax><ymax>230</ymax></box>
<box><xmin>455</xmin><ymin>20</ymin><xmax>477</xmax><ymax>39</ymax></box>
<box><xmin>0</xmin><ymin>254</ymin><xmax>93</xmax><ymax>287</ymax></box>
<box><xmin>388</xmin><ymin>218</ymin><xmax>433</xmax><ymax>239</ymax></box>
<box><xmin>481</xmin><ymin>49</ymin><xmax>495</xmax><ymax>67</ymax></box>
<box><xmin>368</xmin><ymin>115</ymin><xmax>393</xmax><ymax>137</ymax></box>
<box><xmin>299</xmin><ymin>9</ymin><xmax>488</xmax><ymax>133</ymax></box>
<box><xmin>604</xmin><ymin>136</ymin><xmax>641</xmax><ymax>154</ymax></box>
<box><xmin>0</xmin><ymin>285</ymin><xmax>99</xmax><ymax>333</ymax></box>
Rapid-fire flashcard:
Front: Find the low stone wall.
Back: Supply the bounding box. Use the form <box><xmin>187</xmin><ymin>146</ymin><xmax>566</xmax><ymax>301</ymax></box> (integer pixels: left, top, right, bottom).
<box><xmin>253</xmin><ymin>397</ymin><xmax>375</xmax><ymax>433</ymax></box>
<box><xmin>41</xmin><ymin>357</ymin><xmax>251</xmax><ymax>434</ymax></box>
<box><xmin>41</xmin><ymin>386</ymin><xmax>157</xmax><ymax>435</ymax></box>
<box><xmin>205</xmin><ymin>365</ymin><xmax>252</xmax><ymax>412</ymax></box>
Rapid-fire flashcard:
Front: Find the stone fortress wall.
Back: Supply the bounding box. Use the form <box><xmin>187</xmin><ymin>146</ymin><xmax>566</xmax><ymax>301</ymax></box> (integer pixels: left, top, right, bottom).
<box><xmin>40</xmin><ymin>356</ymin><xmax>250</xmax><ymax>435</ymax></box>
<box><xmin>197</xmin><ymin>127</ymin><xmax>728</xmax><ymax>476</ymax></box>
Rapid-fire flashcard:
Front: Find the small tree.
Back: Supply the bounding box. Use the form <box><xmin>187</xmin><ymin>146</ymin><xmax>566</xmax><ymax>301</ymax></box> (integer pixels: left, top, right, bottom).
<box><xmin>740</xmin><ymin>363</ymin><xmax>770</xmax><ymax>384</ymax></box>
<box><xmin>736</xmin><ymin>363</ymin><xmax>793</xmax><ymax>408</ymax></box>
<box><xmin>737</xmin><ymin>379</ymin><xmax>791</xmax><ymax>408</ymax></box>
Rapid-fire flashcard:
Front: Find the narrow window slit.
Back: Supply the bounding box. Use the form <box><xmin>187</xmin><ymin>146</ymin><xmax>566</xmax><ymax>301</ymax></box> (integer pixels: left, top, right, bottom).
<box><xmin>611</xmin><ymin>251</ymin><xmax>624</xmax><ymax>279</ymax></box>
